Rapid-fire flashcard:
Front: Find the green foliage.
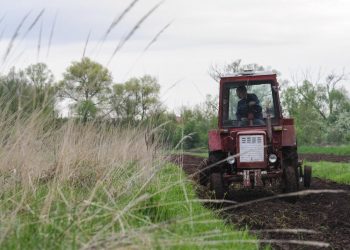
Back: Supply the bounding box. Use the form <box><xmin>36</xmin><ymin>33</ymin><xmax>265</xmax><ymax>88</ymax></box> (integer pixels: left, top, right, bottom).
<box><xmin>307</xmin><ymin>161</ymin><xmax>350</xmax><ymax>184</ymax></box>
<box><xmin>25</xmin><ymin>63</ymin><xmax>54</xmax><ymax>87</ymax></box>
<box><xmin>76</xmin><ymin>99</ymin><xmax>98</xmax><ymax>122</ymax></box>
<box><xmin>327</xmin><ymin>112</ymin><xmax>350</xmax><ymax>143</ymax></box>
<box><xmin>179</xmin><ymin>149</ymin><xmax>208</xmax><ymax>158</ymax></box>
<box><xmin>129</xmin><ymin>94</ymin><xmax>218</xmax><ymax>151</ymax></box>
<box><xmin>299</xmin><ymin>145</ymin><xmax>350</xmax><ymax>156</ymax></box>
<box><xmin>281</xmin><ymin>73</ymin><xmax>350</xmax><ymax>145</ymax></box>
<box><xmin>175</xmin><ymin>95</ymin><xmax>218</xmax><ymax>150</ymax></box>
<box><xmin>144</xmin><ymin>111</ymin><xmax>183</xmax><ymax>148</ymax></box>
<box><xmin>59</xmin><ymin>57</ymin><xmax>112</xmax><ymax>121</ymax></box>
<box><xmin>0</xmin><ymin>63</ymin><xmax>56</xmax><ymax>117</ymax></box>
<box><xmin>110</xmin><ymin>75</ymin><xmax>161</xmax><ymax>124</ymax></box>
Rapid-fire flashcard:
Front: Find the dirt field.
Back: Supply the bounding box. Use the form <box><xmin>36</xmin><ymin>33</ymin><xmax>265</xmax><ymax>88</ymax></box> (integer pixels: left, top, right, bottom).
<box><xmin>299</xmin><ymin>153</ymin><xmax>350</xmax><ymax>163</ymax></box>
<box><xmin>171</xmin><ymin>155</ymin><xmax>350</xmax><ymax>250</ymax></box>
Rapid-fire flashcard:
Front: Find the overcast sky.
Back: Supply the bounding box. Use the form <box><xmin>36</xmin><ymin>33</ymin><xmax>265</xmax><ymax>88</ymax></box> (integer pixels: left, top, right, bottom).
<box><xmin>1</xmin><ymin>0</ymin><xmax>349</xmax><ymax>111</ymax></box>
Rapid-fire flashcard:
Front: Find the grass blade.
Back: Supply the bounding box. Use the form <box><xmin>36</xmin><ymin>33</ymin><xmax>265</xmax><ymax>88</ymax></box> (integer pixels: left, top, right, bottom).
<box><xmin>0</xmin><ymin>14</ymin><xmax>6</xmax><ymax>25</ymax></box>
<box><xmin>9</xmin><ymin>9</ymin><xmax>45</xmax><ymax>63</ymax></box>
<box><xmin>104</xmin><ymin>0</ymin><xmax>140</xmax><ymax>40</ymax></box>
<box><xmin>2</xmin><ymin>11</ymin><xmax>31</xmax><ymax>63</ymax></box>
<box><xmin>107</xmin><ymin>0</ymin><xmax>165</xmax><ymax>65</ymax></box>
<box><xmin>123</xmin><ymin>20</ymin><xmax>173</xmax><ymax>78</ymax></box>
<box><xmin>37</xmin><ymin>20</ymin><xmax>43</xmax><ymax>62</ymax></box>
<box><xmin>82</xmin><ymin>30</ymin><xmax>91</xmax><ymax>58</ymax></box>
<box><xmin>46</xmin><ymin>11</ymin><xmax>58</xmax><ymax>60</ymax></box>
<box><xmin>0</xmin><ymin>26</ymin><xmax>6</xmax><ymax>42</ymax></box>
<box><xmin>22</xmin><ymin>9</ymin><xmax>45</xmax><ymax>39</ymax></box>
<box><xmin>82</xmin><ymin>30</ymin><xmax>91</xmax><ymax>59</ymax></box>
<box><xmin>93</xmin><ymin>0</ymin><xmax>140</xmax><ymax>57</ymax></box>
<box><xmin>142</xmin><ymin>20</ymin><xmax>172</xmax><ymax>53</ymax></box>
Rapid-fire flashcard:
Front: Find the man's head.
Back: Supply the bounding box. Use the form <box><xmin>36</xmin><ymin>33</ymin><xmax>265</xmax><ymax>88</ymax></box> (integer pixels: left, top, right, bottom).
<box><xmin>236</xmin><ymin>86</ymin><xmax>247</xmax><ymax>99</ymax></box>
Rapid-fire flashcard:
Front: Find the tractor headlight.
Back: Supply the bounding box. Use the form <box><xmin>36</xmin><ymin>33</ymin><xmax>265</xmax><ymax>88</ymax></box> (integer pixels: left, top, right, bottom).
<box><xmin>227</xmin><ymin>154</ymin><xmax>235</xmax><ymax>165</ymax></box>
<box><xmin>268</xmin><ymin>154</ymin><xmax>277</xmax><ymax>163</ymax></box>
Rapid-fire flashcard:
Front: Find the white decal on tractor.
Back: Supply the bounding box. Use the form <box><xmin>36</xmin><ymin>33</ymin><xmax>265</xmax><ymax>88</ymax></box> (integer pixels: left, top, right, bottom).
<box><xmin>239</xmin><ymin>135</ymin><xmax>264</xmax><ymax>162</ymax></box>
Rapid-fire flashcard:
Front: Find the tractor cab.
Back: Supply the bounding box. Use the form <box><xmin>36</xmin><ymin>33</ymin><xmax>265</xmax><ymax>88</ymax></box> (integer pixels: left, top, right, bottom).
<box><xmin>220</xmin><ymin>71</ymin><xmax>281</xmax><ymax>128</ymax></box>
<box><xmin>200</xmin><ymin>70</ymin><xmax>312</xmax><ymax>199</ymax></box>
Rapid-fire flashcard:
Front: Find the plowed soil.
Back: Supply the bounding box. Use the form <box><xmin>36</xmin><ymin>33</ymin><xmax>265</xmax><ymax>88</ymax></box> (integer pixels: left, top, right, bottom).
<box><xmin>299</xmin><ymin>153</ymin><xmax>350</xmax><ymax>163</ymax></box>
<box><xmin>171</xmin><ymin>155</ymin><xmax>350</xmax><ymax>250</ymax></box>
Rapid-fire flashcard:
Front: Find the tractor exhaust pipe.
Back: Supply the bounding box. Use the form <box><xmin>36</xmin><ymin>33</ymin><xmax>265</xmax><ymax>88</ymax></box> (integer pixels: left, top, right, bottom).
<box><xmin>266</xmin><ymin>112</ymin><xmax>273</xmax><ymax>143</ymax></box>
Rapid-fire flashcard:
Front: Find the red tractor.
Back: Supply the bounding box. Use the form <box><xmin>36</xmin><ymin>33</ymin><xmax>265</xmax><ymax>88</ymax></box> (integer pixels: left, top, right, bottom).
<box><xmin>200</xmin><ymin>71</ymin><xmax>312</xmax><ymax>199</ymax></box>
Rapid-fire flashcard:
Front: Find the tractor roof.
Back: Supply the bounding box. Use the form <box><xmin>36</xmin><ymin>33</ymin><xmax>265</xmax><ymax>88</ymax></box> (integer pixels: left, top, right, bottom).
<box><xmin>221</xmin><ymin>70</ymin><xmax>276</xmax><ymax>79</ymax></box>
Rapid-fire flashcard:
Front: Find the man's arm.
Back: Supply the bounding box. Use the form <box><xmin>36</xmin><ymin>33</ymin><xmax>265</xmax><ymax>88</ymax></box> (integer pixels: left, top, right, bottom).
<box><xmin>250</xmin><ymin>94</ymin><xmax>262</xmax><ymax>113</ymax></box>
<box><xmin>248</xmin><ymin>94</ymin><xmax>259</xmax><ymax>106</ymax></box>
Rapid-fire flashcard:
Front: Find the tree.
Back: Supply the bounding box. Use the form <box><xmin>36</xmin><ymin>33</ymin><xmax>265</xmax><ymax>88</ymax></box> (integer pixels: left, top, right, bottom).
<box><xmin>0</xmin><ymin>63</ymin><xmax>56</xmax><ymax>116</ymax></box>
<box><xmin>76</xmin><ymin>100</ymin><xmax>97</xmax><ymax>122</ymax></box>
<box><xmin>109</xmin><ymin>75</ymin><xmax>161</xmax><ymax>124</ymax></box>
<box><xmin>26</xmin><ymin>63</ymin><xmax>54</xmax><ymax>87</ymax></box>
<box><xmin>282</xmin><ymin>71</ymin><xmax>350</xmax><ymax>144</ymax></box>
<box><xmin>59</xmin><ymin>57</ymin><xmax>112</xmax><ymax>122</ymax></box>
<box><xmin>139</xmin><ymin>75</ymin><xmax>161</xmax><ymax>120</ymax></box>
<box><xmin>25</xmin><ymin>63</ymin><xmax>56</xmax><ymax>112</ymax></box>
<box><xmin>173</xmin><ymin>95</ymin><xmax>219</xmax><ymax>150</ymax></box>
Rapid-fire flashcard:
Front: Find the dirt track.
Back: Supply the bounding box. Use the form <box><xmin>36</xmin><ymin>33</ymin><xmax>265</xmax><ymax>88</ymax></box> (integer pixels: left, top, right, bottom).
<box><xmin>171</xmin><ymin>155</ymin><xmax>350</xmax><ymax>250</ymax></box>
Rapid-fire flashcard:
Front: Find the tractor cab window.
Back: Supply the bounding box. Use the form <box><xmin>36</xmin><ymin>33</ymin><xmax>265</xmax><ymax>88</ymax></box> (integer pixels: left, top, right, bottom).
<box><xmin>222</xmin><ymin>83</ymin><xmax>276</xmax><ymax>127</ymax></box>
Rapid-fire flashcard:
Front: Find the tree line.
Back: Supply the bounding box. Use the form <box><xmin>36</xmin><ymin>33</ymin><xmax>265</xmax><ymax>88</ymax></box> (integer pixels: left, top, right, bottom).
<box><xmin>0</xmin><ymin>58</ymin><xmax>162</xmax><ymax>123</ymax></box>
<box><xmin>0</xmin><ymin>57</ymin><xmax>216</xmax><ymax>149</ymax></box>
<box><xmin>1</xmin><ymin>58</ymin><xmax>349</xmax><ymax>148</ymax></box>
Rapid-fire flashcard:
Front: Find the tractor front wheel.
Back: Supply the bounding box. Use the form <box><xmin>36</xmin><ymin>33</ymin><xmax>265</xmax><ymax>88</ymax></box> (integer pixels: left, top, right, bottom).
<box><xmin>210</xmin><ymin>173</ymin><xmax>226</xmax><ymax>199</ymax></box>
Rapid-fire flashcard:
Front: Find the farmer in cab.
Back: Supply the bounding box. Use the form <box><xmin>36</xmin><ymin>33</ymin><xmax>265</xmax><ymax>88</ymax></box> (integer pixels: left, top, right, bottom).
<box><xmin>235</xmin><ymin>85</ymin><xmax>265</xmax><ymax>126</ymax></box>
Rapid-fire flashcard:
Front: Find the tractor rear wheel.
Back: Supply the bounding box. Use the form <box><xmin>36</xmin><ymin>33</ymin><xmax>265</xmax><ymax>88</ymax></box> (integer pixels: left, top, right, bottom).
<box><xmin>284</xmin><ymin>166</ymin><xmax>299</xmax><ymax>193</ymax></box>
<box><xmin>282</xmin><ymin>147</ymin><xmax>299</xmax><ymax>193</ymax></box>
<box><xmin>210</xmin><ymin>173</ymin><xmax>226</xmax><ymax>199</ymax></box>
<box><xmin>304</xmin><ymin>165</ymin><xmax>312</xmax><ymax>188</ymax></box>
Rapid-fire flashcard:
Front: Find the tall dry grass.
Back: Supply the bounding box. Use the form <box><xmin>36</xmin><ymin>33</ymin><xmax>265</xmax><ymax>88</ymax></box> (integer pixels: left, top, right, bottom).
<box><xmin>0</xmin><ymin>112</ymin><xmax>158</xmax><ymax>188</ymax></box>
<box><xmin>0</xmin><ymin>109</ymin><xmax>165</xmax><ymax>249</ymax></box>
<box><xmin>0</xmin><ymin>109</ymin><xmax>259</xmax><ymax>250</ymax></box>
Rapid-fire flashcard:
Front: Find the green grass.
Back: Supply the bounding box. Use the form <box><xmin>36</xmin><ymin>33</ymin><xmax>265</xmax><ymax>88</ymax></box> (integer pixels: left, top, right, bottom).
<box><xmin>172</xmin><ymin>148</ymin><xmax>208</xmax><ymax>158</ymax></box>
<box><xmin>308</xmin><ymin>161</ymin><xmax>350</xmax><ymax>185</ymax></box>
<box><xmin>142</xmin><ymin>164</ymin><xmax>258</xmax><ymax>249</ymax></box>
<box><xmin>184</xmin><ymin>151</ymin><xmax>208</xmax><ymax>158</ymax></box>
<box><xmin>0</xmin><ymin>164</ymin><xmax>257</xmax><ymax>249</ymax></box>
<box><xmin>299</xmin><ymin>145</ymin><xmax>350</xmax><ymax>156</ymax></box>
